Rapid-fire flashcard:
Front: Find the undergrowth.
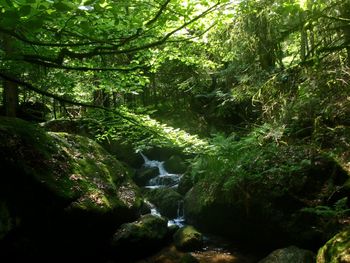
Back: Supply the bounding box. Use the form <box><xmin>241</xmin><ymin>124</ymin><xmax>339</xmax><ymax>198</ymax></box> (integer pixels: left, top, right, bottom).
<box><xmin>85</xmin><ymin>106</ymin><xmax>209</xmax><ymax>154</ymax></box>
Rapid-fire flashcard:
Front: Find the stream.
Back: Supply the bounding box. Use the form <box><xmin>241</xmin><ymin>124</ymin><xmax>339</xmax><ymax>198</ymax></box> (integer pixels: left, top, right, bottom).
<box><xmin>138</xmin><ymin>153</ymin><xmax>257</xmax><ymax>263</ymax></box>
<box><xmin>140</xmin><ymin>152</ymin><xmax>185</xmax><ymax>227</ymax></box>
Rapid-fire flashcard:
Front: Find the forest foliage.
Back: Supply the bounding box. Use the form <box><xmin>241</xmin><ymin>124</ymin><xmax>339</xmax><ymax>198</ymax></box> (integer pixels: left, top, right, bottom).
<box><xmin>1</xmin><ymin>0</ymin><xmax>350</xmax><ymax>179</ymax></box>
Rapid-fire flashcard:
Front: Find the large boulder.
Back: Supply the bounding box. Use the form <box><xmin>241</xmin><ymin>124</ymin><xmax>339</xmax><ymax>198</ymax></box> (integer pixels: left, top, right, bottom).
<box><xmin>164</xmin><ymin>155</ymin><xmax>187</xmax><ymax>174</ymax></box>
<box><xmin>144</xmin><ymin>146</ymin><xmax>186</xmax><ymax>162</ymax></box>
<box><xmin>111</xmin><ymin>214</ymin><xmax>169</xmax><ymax>258</ymax></box>
<box><xmin>42</xmin><ymin>118</ymin><xmax>144</xmax><ymax>167</ymax></box>
<box><xmin>0</xmin><ymin>117</ymin><xmax>142</xmax><ymax>261</ymax></box>
<box><xmin>173</xmin><ymin>225</ymin><xmax>203</xmax><ymax>252</ymax></box>
<box><xmin>177</xmin><ymin>173</ymin><xmax>194</xmax><ymax>195</ymax></box>
<box><xmin>134</xmin><ymin>167</ymin><xmax>159</xmax><ymax>186</ymax></box>
<box><xmin>144</xmin><ymin>188</ymin><xmax>183</xmax><ymax>218</ymax></box>
<box><xmin>317</xmin><ymin>228</ymin><xmax>350</xmax><ymax>263</ymax></box>
<box><xmin>185</xmin><ymin>144</ymin><xmax>350</xmax><ymax>253</ymax></box>
<box><xmin>259</xmin><ymin>246</ymin><xmax>315</xmax><ymax>263</ymax></box>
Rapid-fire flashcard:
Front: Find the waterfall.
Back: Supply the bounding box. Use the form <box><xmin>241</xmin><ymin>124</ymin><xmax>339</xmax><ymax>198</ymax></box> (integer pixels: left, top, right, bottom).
<box><xmin>140</xmin><ymin>152</ymin><xmax>168</xmax><ymax>176</ymax></box>
<box><xmin>141</xmin><ymin>152</ymin><xmax>185</xmax><ymax>227</ymax></box>
<box><xmin>141</xmin><ymin>152</ymin><xmax>181</xmax><ymax>189</ymax></box>
<box><xmin>168</xmin><ymin>200</ymin><xmax>185</xmax><ymax>227</ymax></box>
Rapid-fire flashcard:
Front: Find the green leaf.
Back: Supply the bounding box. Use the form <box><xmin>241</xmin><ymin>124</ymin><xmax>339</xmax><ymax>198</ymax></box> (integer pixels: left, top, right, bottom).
<box><xmin>19</xmin><ymin>5</ymin><xmax>32</xmax><ymax>17</ymax></box>
<box><xmin>1</xmin><ymin>10</ymin><xmax>20</xmax><ymax>28</ymax></box>
<box><xmin>25</xmin><ymin>17</ymin><xmax>44</xmax><ymax>30</ymax></box>
<box><xmin>53</xmin><ymin>2</ymin><xmax>73</xmax><ymax>12</ymax></box>
<box><xmin>4</xmin><ymin>0</ymin><xmax>14</xmax><ymax>7</ymax></box>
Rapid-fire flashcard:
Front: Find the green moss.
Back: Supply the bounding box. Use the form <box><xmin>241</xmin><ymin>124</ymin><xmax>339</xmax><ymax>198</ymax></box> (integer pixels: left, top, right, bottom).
<box><xmin>0</xmin><ymin>117</ymin><xmax>141</xmax><ymax>215</ymax></box>
<box><xmin>173</xmin><ymin>225</ymin><xmax>203</xmax><ymax>251</ymax></box>
<box><xmin>317</xmin><ymin>228</ymin><xmax>350</xmax><ymax>263</ymax></box>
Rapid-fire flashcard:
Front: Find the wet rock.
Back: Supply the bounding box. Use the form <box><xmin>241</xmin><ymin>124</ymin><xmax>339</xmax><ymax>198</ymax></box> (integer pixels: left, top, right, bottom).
<box><xmin>144</xmin><ymin>147</ymin><xmax>185</xmax><ymax>162</ymax></box>
<box><xmin>317</xmin><ymin>228</ymin><xmax>350</xmax><ymax>263</ymax></box>
<box><xmin>111</xmin><ymin>214</ymin><xmax>169</xmax><ymax>257</ymax></box>
<box><xmin>259</xmin><ymin>246</ymin><xmax>315</xmax><ymax>263</ymax></box>
<box><xmin>139</xmin><ymin>200</ymin><xmax>152</xmax><ymax>215</ymax></box>
<box><xmin>134</xmin><ymin>167</ymin><xmax>159</xmax><ymax>186</ymax></box>
<box><xmin>174</xmin><ymin>225</ymin><xmax>203</xmax><ymax>252</ymax></box>
<box><xmin>149</xmin><ymin>174</ymin><xmax>181</xmax><ymax>188</ymax></box>
<box><xmin>164</xmin><ymin>155</ymin><xmax>187</xmax><ymax>174</ymax></box>
<box><xmin>144</xmin><ymin>188</ymin><xmax>183</xmax><ymax>218</ymax></box>
<box><xmin>177</xmin><ymin>173</ymin><xmax>194</xmax><ymax>195</ymax></box>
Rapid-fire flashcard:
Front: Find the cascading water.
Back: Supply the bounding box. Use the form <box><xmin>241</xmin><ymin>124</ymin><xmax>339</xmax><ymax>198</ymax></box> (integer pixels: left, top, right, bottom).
<box><xmin>140</xmin><ymin>152</ymin><xmax>182</xmax><ymax>189</ymax></box>
<box><xmin>168</xmin><ymin>200</ymin><xmax>185</xmax><ymax>227</ymax></box>
<box><xmin>140</xmin><ymin>152</ymin><xmax>185</xmax><ymax>227</ymax></box>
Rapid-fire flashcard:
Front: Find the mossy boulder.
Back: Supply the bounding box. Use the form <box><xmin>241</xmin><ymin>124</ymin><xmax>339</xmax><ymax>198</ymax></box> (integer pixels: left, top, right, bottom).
<box><xmin>144</xmin><ymin>188</ymin><xmax>183</xmax><ymax>218</ymax></box>
<box><xmin>164</xmin><ymin>155</ymin><xmax>187</xmax><ymax>174</ymax></box>
<box><xmin>259</xmin><ymin>246</ymin><xmax>315</xmax><ymax>263</ymax></box>
<box><xmin>42</xmin><ymin>118</ymin><xmax>144</xmax><ymax>168</ymax></box>
<box><xmin>185</xmin><ymin>144</ymin><xmax>350</xmax><ymax>252</ymax></box>
<box><xmin>134</xmin><ymin>167</ymin><xmax>159</xmax><ymax>186</ymax></box>
<box><xmin>111</xmin><ymin>214</ymin><xmax>169</xmax><ymax>258</ymax></box>
<box><xmin>144</xmin><ymin>146</ymin><xmax>186</xmax><ymax>162</ymax></box>
<box><xmin>173</xmin><ymin>225</ymin><xmax>203</xmax><ymax>252</ymax></box>
<box><xmin>177</xmin><ymin>173</ymin><xmax>194</xmax><ymax>195</ymax></box>
<box><xmin>0</xmin><ymin>117</ymin><xmax>142</xmax><ymax>261</ymax></box>
<box><xmin>317</xmin><ymin>228</ymin><xmax>350</xmax><ymax>263</ymax></box>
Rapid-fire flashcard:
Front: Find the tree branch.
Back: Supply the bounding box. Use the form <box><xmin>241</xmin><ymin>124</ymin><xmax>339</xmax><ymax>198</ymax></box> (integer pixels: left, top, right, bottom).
<box><xmin>145</xmin><ymin>0</ymin><xmax>172</xmax><ymax>26</ymax></box>
<box><xmin>0</xmin><ymin>72</ymin><xmax>166</xmax><ymax>133</ymax></box>
<box><xmin>21</xmin><ymin>56</ymin><xmax>149</xmax><ymax>72</ymax></box>
<box><xmin>0</xmin><ymin>71</ymin><xmax>106</xmax><ymax>109</ymax></box>
<box><xmin>30</xmin><ymin>2</ymin><xmax>220</xmax><ymax>63</ymax></box>
<box><xmin>0</xmin><ymin>27</ymin><xmax>101</xmax><ymax>47</ymax></box>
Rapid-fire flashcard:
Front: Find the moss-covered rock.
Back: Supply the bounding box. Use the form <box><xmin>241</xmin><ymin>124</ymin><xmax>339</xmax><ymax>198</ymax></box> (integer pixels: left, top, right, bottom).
<box><xmin>111</xmin><ymin>214</ymin><xmax>169</xmax><ymax>258</ymax></box>
<box><xmin>134</xmin><ymin>167</ymin><xmax>159</xmax><ymax>186</ymax></box>
<box><xmin>259</xmin><ymin>246</ymin><xmax>315</xmax><ymax>263</ymax></box>
<box><xmin>144</xmin><ymin>188</ymin><xmax>183</xmax><ymax>218</ymax></box>
<box><xmin>164</xmin><ymin>155</ymin><xmax>187</xmax><ymax>174</ymax></box>
<box><xmin>177</xmin><ymin>173</ymin><xmax>194</xmax><ymax>195</ymax></box>
<box><xmin>173</xmin><ymin>225</ymin><xmax>203</xmax><ymax>252</ymax></box>
<box><xmin>42</xmin><ymin>118</ymin><xmax>144</xmax><ymax>168</ymax></box>
<box><xmin>185</xmin><ymin>143</ymin><xmax>350</xmax><ymax>252</ymax></box>
<box><xmin>0</xmin><ymin>117</ymin><xmax>142</xmax><ymax>261</ymax></box>
<box><xmin>317</xmin><ymin>228</ymin><xmax>350</xmax><ymax>263</ymax></box>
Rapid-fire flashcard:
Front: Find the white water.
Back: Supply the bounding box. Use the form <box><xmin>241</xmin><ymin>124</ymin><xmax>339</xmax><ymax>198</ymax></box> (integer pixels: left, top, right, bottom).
<box><xmin>140</xmin><ymin>153</ymin><xmax>185</xmax><ymax>227</ymax></box>
<box><xmin>140</xmin><ymin>152</ymin><xmax>182</xmax><ymax>189</ymax></box>
<box><xmin>168</xmin><ymin>200</ymin><xmax>185</xmax><ymax>227</ymax></box>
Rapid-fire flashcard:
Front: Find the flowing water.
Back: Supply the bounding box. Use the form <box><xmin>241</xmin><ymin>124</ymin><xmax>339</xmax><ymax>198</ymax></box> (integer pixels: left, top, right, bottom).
<box><xmin>139</xmin><ymin>153</ymin><xmax>256</xmax><ymax>263</ymax></box>
<box><xmin>140</xmin><ymin>153</ymin><xmax>185</xmax><ymax>227</ymax></box>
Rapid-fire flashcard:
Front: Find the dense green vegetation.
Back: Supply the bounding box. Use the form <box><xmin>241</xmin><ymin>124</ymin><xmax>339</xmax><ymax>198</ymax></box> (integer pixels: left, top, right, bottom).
<box><xmin>1</xmin><ymin>0</ymin><xmax>350</xmax><ymax>262</ymax></box>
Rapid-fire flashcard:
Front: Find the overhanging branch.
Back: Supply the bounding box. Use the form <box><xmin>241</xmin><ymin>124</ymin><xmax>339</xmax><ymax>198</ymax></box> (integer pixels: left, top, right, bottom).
<box><xmin>0</xmin><ymin>71</ymin><xmax>105</xmax><ymax>109</ymax></box>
